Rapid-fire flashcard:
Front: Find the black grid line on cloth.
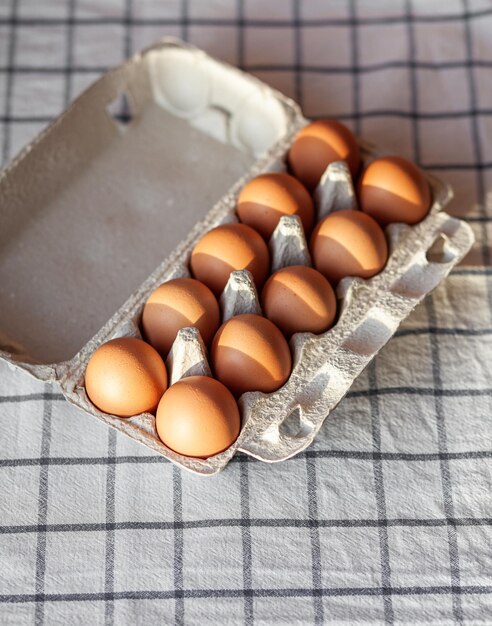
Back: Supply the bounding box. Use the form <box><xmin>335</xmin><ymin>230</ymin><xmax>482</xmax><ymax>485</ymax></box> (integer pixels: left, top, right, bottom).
<box><xmin>2</xmin><ymin>104</ymin><xmax>486</xmax><ymax>124</ymax></box>
<box><xmin>349</xmin><ymin>0</ymin><xmax>360</xmax><ymax>136</ymax></box>
<box><xmin>2</xmin><ymin>59</ymin><xmax>492</xmax><ymax>74</ymax></box>
<box><xmin>181</xmin><ymin>0</ymin><xmax>189</xmax><ymax>45</ymax></box>
<box><xmin>124</xmin><ymin>0</ymin><xmax>133</xmax><ymax>60</ymax></box>
<box><xmin>32</xmin><ymin>3</ymin><xmax>77</xmax><ymax>620</ymax></box>
<box><xmin>306</xmin><ymin>456</ymin><xmax>323</xmax><ymax>624</ymax></box>
<box><xmin>1</xmin><ymin>584</ymin><xmax>491</xmax><ymax>604</ymax></box>
<box><xmin>2</xmin><ymin>0</ymin><xmax>18</xmax><ymax>164</ymax></box>
<box><xmin>104</xmin><ymin>430</ymin><xmax>117</xmax><ymax>626</ymax></box>
<box><xmin>1</xmin><ymin>8</ymin><xmax>492</xmax><ymax>27</ymax></box>
<box><xmin>237</xmin><ymin>0</ymin><xmax>245</xmax><ymax>72</ymax></box>
<box><xmin>64</xmin><ymin>0</ymin><xmax>76</xmax><ymax>108</ymax></box>
<box><xmin>1</xmin><ymin>516</ymin><xmax>492</xmax><ymax>534</ymax></box>
<box><xmin>102</xmin><ymin>4</ymin><xmax>133</xmax><ymax>623</ymax></box>
<box><xmin>171</xmin><ymin>10</ymin><xmax>185</xmax><ymax>625</ymax></box>
<box><xmin>33</xmin><ymin>385</ymin><xmax>54</xmax><ymax>626</ymax></box>
<box><xmin>2</xmin><ymin>446</ymin><xmax>492</xmax><ymax>472</ymax></box>
<box><xmin>239</xmin><ymin>456</ymin><xmax>253</xmax><ymax>625</ymax></box>
<box><xmin>406</xmin><ymin>3</ymin><xmax>464</xmax><ymax>622</ymax></box>
<box><xmin>349</xmin><ymin>1</ymin><xmax>394</xmax><ymax>622</ymax></box>
<box><xmin>239</xmin><ymin>61</ymin><xmax>492</xmax><ymax>74</ymax></box>
<box><xmin>0</xmin><ymin>392</ymin><xmax>66</xmax><ymax>404</ymax></box>
<box><xmin>368</xmin><ymin>362</ymin><xmax>394</xmax><ymax>624</ymax></box>
<box><xmin>172</xmin><ymin>465</ymin><xmax>184</xmax><ymax>626</ymax></box>
<box><xmin>0</xmin><ymin>6</ymin><xmax>491</xmax><ymax>624</ymax></box>
<box><xmin>293</xmin><ymin>0</ymin><xmax>324</xmax><ymax>622</ymax></box>
<box><xmin>2</xmin><ymin>383</ymin><xmax>492</xmax><ymax>407</ymax></box>
<box><xmin>426</xmin><ymin>298</ymin><xmax>465</xmax><ymax>623</ymax></box>
<box><xmin>455</xmin><ymin>268</ymin><xmax>492</xmax><ymax>275</ymax></box>
<box><xmin>463</xmin><ymin>0</ymin><xmax>492</xmax><ymax>313</ymax></box>
<box><xmin>236</xmin><ymin>4</ymin><xmax>254</xmax><ymax>624</ymax></box>
<box><xmin>292</xmin><ymin>0</ymin><xmax>302</xmax><ymax>105</ymax></box>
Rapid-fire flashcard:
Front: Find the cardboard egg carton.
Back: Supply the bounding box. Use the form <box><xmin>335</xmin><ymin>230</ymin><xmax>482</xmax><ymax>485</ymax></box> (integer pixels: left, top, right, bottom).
<box><xmin>0</xmin><ymin>39</ymin><xmax>474</xmax><ymax>475</ymax></box>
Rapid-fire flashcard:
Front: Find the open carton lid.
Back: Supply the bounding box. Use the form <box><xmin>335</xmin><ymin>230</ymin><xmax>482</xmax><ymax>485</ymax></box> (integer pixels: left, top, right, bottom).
<box><xmin>0</xmin><ymin>39</ymin><xmax>302</xmax><ymax>381</ymax></box>
<box><xmin>0</xmin><ymin>38</ymin><xmax>476</xmax><ymax>474</ymax></box>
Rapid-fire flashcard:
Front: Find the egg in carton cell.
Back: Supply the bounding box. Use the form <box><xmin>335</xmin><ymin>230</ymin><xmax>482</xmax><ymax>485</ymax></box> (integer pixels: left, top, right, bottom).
<box><xmin>71</xmin><ymin>205</ymin><xmax>311</xmax><ymax>475</ymax></box>
<box><xmin>71</xmin><ymin>158</ymin><xmax>473</xmax><ymax>475</ymax></box>
<box><xmin>0</xmin><ymin>37</ymin><xmax>473</xmax><ymax>475</ymax></box>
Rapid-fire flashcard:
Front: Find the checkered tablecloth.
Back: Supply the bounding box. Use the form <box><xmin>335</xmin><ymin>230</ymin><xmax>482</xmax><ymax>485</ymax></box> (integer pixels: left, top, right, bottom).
<box><xmin>1</xmin><ymin>1</ymin><xmax>491</xmax><ymax>624</ymax></box>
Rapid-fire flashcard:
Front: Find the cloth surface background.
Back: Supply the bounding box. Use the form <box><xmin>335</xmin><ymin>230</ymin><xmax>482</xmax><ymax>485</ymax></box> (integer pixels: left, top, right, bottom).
<box><xmin>0</xmin><ymin>0</ymin><xmax>491</xmax><ymax>624</ymax></box>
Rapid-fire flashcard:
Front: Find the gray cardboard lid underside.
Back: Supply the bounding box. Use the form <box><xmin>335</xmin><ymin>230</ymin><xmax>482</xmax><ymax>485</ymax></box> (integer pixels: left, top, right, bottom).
<box><xmin>0</xmin><ymin>40</ymin><xmax>297</xmax><ymax>367</ymax></box>
<box><xmin>0</xmin><ymin>38</ymin><xmax>476</xmax><ymax>474</ymax></box>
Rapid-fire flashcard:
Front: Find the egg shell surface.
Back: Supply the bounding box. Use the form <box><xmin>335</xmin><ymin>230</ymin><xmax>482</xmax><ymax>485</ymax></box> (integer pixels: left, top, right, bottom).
<box><xmin>310</xmin><ymin>209</ymin><xmax>388</xmax><ymax>284</ymax></box>
<box><xmin>237</xmin><ymin>172</ymin><xmax>314</xmax><ymax>239</ymax></box>
<box><xmin>142</xmin><ymin>277</ymin><xmax>220</xmax><ymax>356</ymax></box>
<box><xmin>211</xmin><ymin>313</ymin><xmax>292</xmax><ymax>397</ymax></box>
<box><xmin>287</xmin><ymin>119</ymin><xmax>360</xmax><ymax>191</ymax></box>
<box><xmin>261</xmin><ymin>265</ymin><xmax>337</xmax><ymax>336</ymax></box>
<box><xmin>190</xmin><ymin>223</ymin><xmax>270</xmax><ymax>296</ymax></box>
<box><xmin>156</xmin><ymin>375</ymin><xmax>241</xmax><ymax>458</ymax></box>
<box><xmin>358</xmin><ymin>155</ymin><xmax>431</xmax><ymax>226</ymax></box>
<box><xmin>85</xmin><ymin>337</ymin><xmax>168</xmax><ymax>417</ymax></box>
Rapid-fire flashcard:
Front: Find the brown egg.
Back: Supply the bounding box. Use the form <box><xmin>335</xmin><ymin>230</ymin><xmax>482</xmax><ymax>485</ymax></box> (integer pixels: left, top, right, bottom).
<box><xmin>261</xmin><ymin>265</ymin><xmax>337</xmax><ymax>337</ymax></box>
<box><xmin>190</xmin><ymin>223</ymin><xmax>270</xmax><ymax>296</ymax></box>
<box><xmin>142</xmin><ymin>278</ymin><xmax>220</xmax><ymax>356</ymax></box>
<box><xmin>211</xmin><ymin>313</ymin><xmax>291</xmax><ymax>397</ymax></box>
<box><xmin>237</xmin><ymin>172</ymin><xmax>314</xmax><ymax>239</ymax></box>
<box><xmin>85</xmin><ymin>337</ymin><xmax>168</xmax><ymax>417</ymax></box>
<box><xmin>155</xmin><ymin>375</ymin><xmax>241</xmax><ymax>458</ymax></box>
<box><xmin>310</xmin><ymin>209</ymin><xmax>388</xmax><ymax>284</ymax></box>
<box><xmin>287</xmin><ymin>119</ymin><xmax>360</xmax><ymax>191</ymax></box>
<box><xmin>359</xmin><ymin>156</ymin><xmax>432</xmax><ymax>226</ymax></box>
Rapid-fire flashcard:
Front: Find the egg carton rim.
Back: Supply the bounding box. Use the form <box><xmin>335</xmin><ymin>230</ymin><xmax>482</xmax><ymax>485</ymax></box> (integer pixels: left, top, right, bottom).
<box><xmin>0</xmin><ymin>38</ymin><xmax>474</xmax><ymax>475</ymax></box>
<box><xmin>63</xmin><ymin>157</ymin><xmax>472</xmax><ymax>475</ymax></box>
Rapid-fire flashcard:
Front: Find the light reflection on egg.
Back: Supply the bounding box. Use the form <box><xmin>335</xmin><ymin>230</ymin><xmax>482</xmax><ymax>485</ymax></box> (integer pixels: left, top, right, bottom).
<box><xmin>142</xmin><ymin>277</ymin><xmax>220</xmax><ymax>356</ymax></box>
<box><xmin>310</xmin><ymin>209</ymin><xmax>388</xmax><ymax>285</ymax></box>
<box><xmin>85</xmin><ymin>337</ymin><xmax>168</xmax><ymax>417</ymax></box>
<box><xmin>237</xmin><ymin>172</ymin><xmax>314</xmax><ymax>239</ymax></box>
<box><xmin>287</xmin><ymin>119</ymin><xmax>360</xmax><ymax>191</ymax></box>
<box><xmin>190</xmin><ymin>223</ymin><xmax>270</xmax><ymax>296</ymax></box>
<box><xmin>83</xmin><ymin>122</ymin><xmax>433</xmax><ymax>465</ymax></box>
<box><xmin>156</xmin><ymin>375</ymin><xmax>241</xmax><ymax>458</ymax></box>
<box><xmin>359</xmin><ymin>156</ymin><xmax>431</xmax><ymax>226</ymax></box>
<box><xmin>261</xmin><ymin>265</ymin><xmax>337</xmax><ymax>336</ymax></box>
<box><xmin>211</xmin><ymin>313</ymin><xmax>291</xmax><ymax>397</ymax></box>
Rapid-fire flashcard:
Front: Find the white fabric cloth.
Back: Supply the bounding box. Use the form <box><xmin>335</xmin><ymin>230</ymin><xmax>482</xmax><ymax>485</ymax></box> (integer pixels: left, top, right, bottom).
<box><xmin>0</xmin><ymin>1</ymin><xmax>491</xmax><ymax>624</ymax></box>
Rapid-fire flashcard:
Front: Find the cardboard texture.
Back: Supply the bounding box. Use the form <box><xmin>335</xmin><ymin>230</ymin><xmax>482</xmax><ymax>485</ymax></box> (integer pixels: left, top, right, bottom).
<box><xmin>0</xmin><ymin>39</ymin><xmax>474</xmax><ymax>474</ymax></box>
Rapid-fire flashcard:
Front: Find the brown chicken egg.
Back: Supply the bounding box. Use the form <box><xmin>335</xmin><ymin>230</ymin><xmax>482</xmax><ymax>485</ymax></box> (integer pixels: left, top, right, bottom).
<box><xmin>156</xmin><ymin>375</ymin><xmax>241</xmax><ymax>458</ymax></box>
<box><xmin>190</xmin><ymin>223</ymin><xmax>270</xmax><ymax>296</ymax></box>
<box><xmin>287</xmin><ymin>119</ymin><xmax>360</xmax><ymax>191</ymax></box>
<box><xmin>359</xmin><ymin>156</ymin><xmax>432</xmax><ymax>226</ymax></box>
<box><xmin>85</xmin><ymin>337</ymin><xmax>168</xmax><ymax>417</ymax></box>
<box><xmin>142</xmin><ymin>278</ymin><xmax>220</xmax><ymax>356</ymax></box>
<box><xmin>261</xmin><ymin>265</ymin><xmax>337</xmax><ymax>336</ymax></box>
<box><xmin>236</xmin><ymin>172</ymin><xmax>314</xmax><ymax>239</ymax></box>
<box><xmin>310</xmin><ymin>209</ymin><xmax>388</xmax><ymax>284</ymax></box>
<box><xmin>211</xmin><ymin>313</ymin><xmax>292</xmax><ymax>397</ymax></box>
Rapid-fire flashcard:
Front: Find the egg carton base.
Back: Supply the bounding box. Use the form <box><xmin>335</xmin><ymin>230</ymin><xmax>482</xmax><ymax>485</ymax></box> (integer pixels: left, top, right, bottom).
<box><xmin>0</xmin><ymin>39</ymin><xmax>474</xmax><ymax>475</ymax></box>
<box><xmin>63</xmin><ymin>160</ymin><xmax>472</xmax><ymax>475</ymax></box>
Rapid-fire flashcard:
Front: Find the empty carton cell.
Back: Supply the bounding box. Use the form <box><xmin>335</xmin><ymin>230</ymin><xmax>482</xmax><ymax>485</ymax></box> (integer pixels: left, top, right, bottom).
<box><xmin>278</xmin><ymin>407</ymin><xmax>313</xmax><ymax>440</ymax></box>
<box><xmin>0</xmin><ymin>38</ymin><xmax>475</xmax><ymax>474</ymax></box>
<box><xmin>0</xmin><ymin>45</ymin><xmax>298</xmax><ymax>365</ymax></box>
<box><xmin>149</xmin><ymin>47</ymin><xmax>210</xmax><ymax>118</ymax></box>
<box><xmin>105</xmin><ymin>91</ymin><xmax>134</xmax><ymax>128</ymax></box>
<box><xmin>426</xmin><ymin>233</ymin><xmax>458</xmax><ymax>264</ymax></box>
<box><xmin>294</xmin><ymin>364</ymin><xmax>333</xmax><ymax>409</ymax></box>
<box><xmin>342</xmin><ymin>313</ymin><xmax>395</xmax><ymax>356</ymax></box>
<box><xmin>0</xmin><ymin>105</ymin><xmax>253</xmax><ymax>364</ymax></box>
<box><xmin>390</xmin><ymin>260</ymin><xmax>452</xmax><ymax>299</ymax></box>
